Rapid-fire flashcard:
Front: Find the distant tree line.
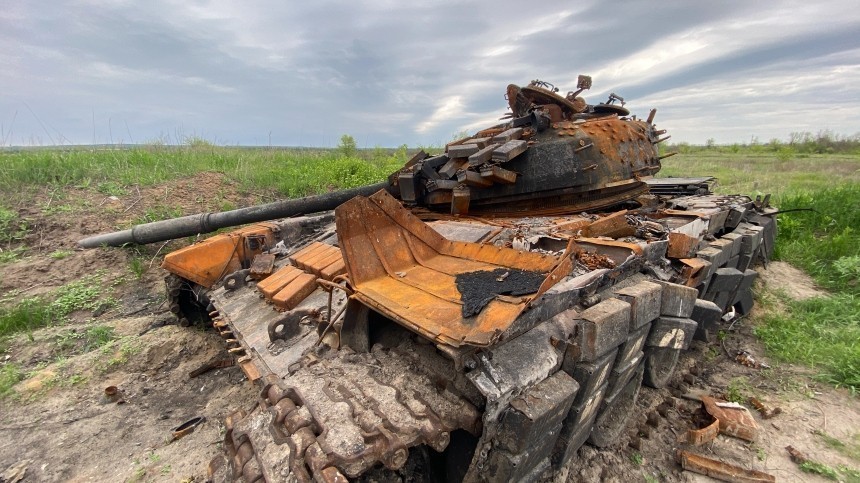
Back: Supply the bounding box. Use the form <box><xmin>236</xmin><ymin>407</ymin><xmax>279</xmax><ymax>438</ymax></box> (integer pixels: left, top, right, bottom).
<box><xmin>667</xmin><ymin>130</ymin><xmax>860</xmax><ymax>157</ymax></box>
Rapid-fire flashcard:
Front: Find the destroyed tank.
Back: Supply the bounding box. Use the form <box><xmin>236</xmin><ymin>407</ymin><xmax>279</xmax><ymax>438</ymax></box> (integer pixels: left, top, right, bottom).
<box><xmin>79</xmin><ymin>76</ymin><xmax>778</xmax><ymax>482</ymax></box>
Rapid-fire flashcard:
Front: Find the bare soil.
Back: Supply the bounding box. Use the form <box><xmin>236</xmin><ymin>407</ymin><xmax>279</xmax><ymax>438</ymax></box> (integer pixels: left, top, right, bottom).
<box><xmin>1</xmin><ymin>176</ymin><xmax>857</xmax><ymax>482</ymax></box>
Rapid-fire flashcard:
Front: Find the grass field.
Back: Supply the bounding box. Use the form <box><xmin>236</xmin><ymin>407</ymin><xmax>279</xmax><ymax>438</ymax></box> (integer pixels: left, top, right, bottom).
<box><xmin>1</xmin><ymin>142</ymin><xmax>858</xmax><ymax>390</ymax></box>
<box><xmin>0</xmin><ymin>143</ymin><xmax>408</xmax><ymax>200</ymax></box>
<box><xmin>662</xmin><ymin>150</ymin><xmax>860</xmax><ymax>391</ymax></box>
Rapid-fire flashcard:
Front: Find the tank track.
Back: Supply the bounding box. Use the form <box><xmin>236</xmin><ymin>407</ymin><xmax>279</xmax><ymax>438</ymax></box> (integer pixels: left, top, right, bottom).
<box><xmin>165</xmin><ymin>273</ymin><xmax>212</xmax><ymax>327</ymax></box>
<box><xmin>211</xmin><ymin>340</ymin><xmax>483</xmax><ymax>482</ymax></box>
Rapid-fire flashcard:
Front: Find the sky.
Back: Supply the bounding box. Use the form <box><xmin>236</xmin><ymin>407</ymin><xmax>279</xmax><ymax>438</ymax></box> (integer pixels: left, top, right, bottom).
<box><xmin>2</xmin><ymin>0</ymin><xmax>859</xmax><ymax>148</ymax></box>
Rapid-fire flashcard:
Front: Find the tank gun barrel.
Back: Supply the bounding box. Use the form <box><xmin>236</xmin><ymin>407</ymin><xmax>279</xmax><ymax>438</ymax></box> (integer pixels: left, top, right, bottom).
<box><xmin>78</xmin><ymin>181</ymin><xmax>392</xmax><ymax>248</ymax></box>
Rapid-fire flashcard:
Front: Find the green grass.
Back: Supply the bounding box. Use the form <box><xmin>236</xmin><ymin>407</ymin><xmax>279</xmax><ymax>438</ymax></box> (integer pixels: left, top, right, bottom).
<box><xmin>100</xmin><ymin>336</ymin><xmax>143</xmax><ymax>370</ymax></box>
<box><xmin>49</xmin><ymin>249</ymin><xmax>73</xmax><ymax>260</ymax></box>
<box><xmin>0</xmin><ymin>145</ymin><xmax>408</xmax><ymax>200</ymax></box>
<box><xmin>756</xmin><ymin>295</ymin><xmax>860</xmax><ymax>390</ymax></box>
<box><xmin>0</xmin><ymin>274</ymin><xmax>116</xmax><ymax>350</ymax></box>
<box><xmin>130</xmin><ymin>205</ymin><xmax>183</xmax><ymax>226</ymax></box>
<box><xmin>0</xmin><ymin>297</ymin><xmax>53</xmax><ymax>341</ymax></box>
<box><xmin>51</xmin><ymin>275</ymin><xmax>113</xmax><ymax>316</ymax></box>
<box><xmin>54</xmin><ymin>325</ymin><xmax>116</xmax><ymax>355</ymax></box>
<box><xmin>0</xmin><ymin>363</ymin><xmax>24</xmax><ymax>397</ymax></box>
<box><xmin>814</xmin><ymin>430</ymin><xmax>860</xmax><ymax>462</ymax></box>
<box><xmin>796</xmin><ymin>459</ymin><xmax>860</xmax><ymax>482</ymax></box>
<box><xmin>800</xmin><ymin>460</ymin><xmax>841</xmax><ymax>480</ymax></box>
<box><xmin>750</xmin><ymin>185</ymin><xmax>860</xmax><ymax>392</ymax></box>
<box><xmin>773</xmin><ymin>185</ymin><xmax>860</xmax><ymax>294</ymax></box>
<box><xmin>662</xmin><ymin>151</ymin><xmax>860</xmax><ymax>391</ymax></box>
<box><xmin>725</xmin><ymin>377</ymin><xmax>754</xmax><ymax>403</ymax></box>
<box><xmin>0</xmin><ymin>246</ymin><xmax>26</xmax><ymax>264</ymax></box>
<box><xmin>0</xmin><ymin>206</ymin><xmax>28</xmax><ymax>246</ymax></box>
<box><xmin>660</xmin><ymin>152</ymin><xmax>860</xmax><ymax>197</ymax></box>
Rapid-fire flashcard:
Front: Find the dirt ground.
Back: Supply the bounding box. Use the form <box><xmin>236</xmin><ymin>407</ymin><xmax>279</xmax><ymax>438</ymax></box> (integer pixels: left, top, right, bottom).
<box><xmin>1</xmin><ymin>174</ymin><xmax>857</xmax><ymax>482</ymax></box>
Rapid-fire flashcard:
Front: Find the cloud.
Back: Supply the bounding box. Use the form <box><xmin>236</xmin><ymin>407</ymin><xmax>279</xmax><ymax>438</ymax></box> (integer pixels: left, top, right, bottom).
<box><xmin>1</xmin><ymin>0</ymin><xmax>858</xmax><ymax>146</ymax></box>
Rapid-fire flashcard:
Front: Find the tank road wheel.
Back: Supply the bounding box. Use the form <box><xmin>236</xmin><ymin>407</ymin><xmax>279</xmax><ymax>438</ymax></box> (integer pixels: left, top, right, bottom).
<box><xmin>164</xmin><ymin>274</ymin><xmax>212</xmax><ymax>327</ymax></box>
<box><xmin>642</xmin><ymin>346</ymin><xmax>680</xmax><ymax>389</ymax></box>
<box><xmin>587</xmin><ymin>364</ymin><xmax>644</xmax><ymax>448</ymax></box>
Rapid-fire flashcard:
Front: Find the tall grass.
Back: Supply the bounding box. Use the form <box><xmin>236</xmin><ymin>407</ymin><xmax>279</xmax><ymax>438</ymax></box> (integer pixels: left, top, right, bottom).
<box><xmin>775</xmin><ymin>185</ymin><xmax>860</xmax><ymax>294</ymax></box>
<box><xmin>0</xmin><ymin>146</ymin><xmax>408</xmax><ymax>199</ymax></box>
<box><xmin>662</xmin><ymin>150</ymin><xmax>860</xmax><ymax>391</ymax></box>
<box><xmin>755</xmin><ymin>185</ymin><xmax>860</xmax><ymax>392</ymax></box>
<box><xmin>756</xmin><ymin>295</ymin><xmax>859</xmax><ymax>391</ymax></box>
<box><xmin>659</xmin><ymin>152</ymin><xmax>860</xmax><ymax>198</ymax></box>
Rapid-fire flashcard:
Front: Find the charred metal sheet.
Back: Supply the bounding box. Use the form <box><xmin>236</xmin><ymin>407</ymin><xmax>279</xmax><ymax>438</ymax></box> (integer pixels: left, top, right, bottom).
<box><xmin>455</xmin><ymin>268</ymin><xmax>546</xmax><ymax>317</ymax></box>
<box><xmin>249</xmin><ymin>253</ymin><xmax>276</xmax><ymax>280</ymax></box>
<box><xmin>479</xmin><ymin>164</ymin><xmax>518</xmax><ymax>184</ymax></box>
<box><xmin>427</xmin><ymin>220</ymin><xmax>495</xmax><ymax>243</ymax></box>
<box><xmin>644</xmin><ymin>177</ymin><xmax>715</xmax><ymax>196</ymax></box>
<box><xmin>582</xmin><ymin>210</ymin><xmax>632</xmax><ymax>238</ymax></box>
<box><xmin>448</xmin><ymin>143</ymin><xmax>480</xmax><ymax>159</ymax></box>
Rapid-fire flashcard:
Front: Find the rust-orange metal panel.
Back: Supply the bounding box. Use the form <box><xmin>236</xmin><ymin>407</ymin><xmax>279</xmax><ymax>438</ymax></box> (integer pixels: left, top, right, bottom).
<box><xmin>678</xmin><ymin>258</ymin><xmax>711</xmax><ymax>287</ymax></box>
<box><xmin>272</xmin><ymin>273</ymin><xmax>318</xmax><ymax>310</ymax></box>
<box><xmin>320</xmin><ymin>259</ymin><xmax>347</xmax><ymax>281</ymax></box>
<box><xmin>161</xmin><ymin>223</ymin><xmax>278</xmax><ymax>288</ymax></box>
<box><xmin>289</xmin><ymin>242</ymin><xmax>330</xmax><ymax>271</ymax></box>
<box><xmin>257</xmin><ymin>265</ymin><xmax>303</xmax><ymax>300</ymax></box>
<box><xmin>667</xmin><ymin>232</ymin><xmax>700</xmax><ymax>259</ymax></box>
<box><xmin>582</xmin><ymin>210</ymin><xmax>630</xmax><ymax>237</ymax></box>
<box><xmin>306</xmin><ymin>251</ymin><xmax>343</xmax><ymax>277</ymax></box>
<box><xmin>676</xmin><ymin>450</ymin><xmax>774</xmax><ymax>482</ymax></box>
<box><xmin>336</xmin><ymin>191</ymin><xmax>570</xmax><ymax>348</ymax></box>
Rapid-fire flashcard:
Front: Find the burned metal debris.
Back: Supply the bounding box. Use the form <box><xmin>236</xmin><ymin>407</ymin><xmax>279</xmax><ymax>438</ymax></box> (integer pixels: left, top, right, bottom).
<box><xmin>77</xmin><ymin>76</ymin><xmax>780</xmax><ymax>482</ymax></box>
<box><xmin>676</xmin><ymin>450</ymin><xmax>775</xmax><ymax>482</ymax></box>
<box><xmin>455</xmin><ymin>268</ymin><xmax>546</xmax><ymax>317</ymax></box>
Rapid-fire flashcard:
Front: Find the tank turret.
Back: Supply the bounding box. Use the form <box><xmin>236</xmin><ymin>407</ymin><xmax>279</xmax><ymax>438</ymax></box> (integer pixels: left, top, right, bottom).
<box><xmin>79</xmin><ymin>76</ymin><xmax>666</xmax><ymax>248</ymax></box>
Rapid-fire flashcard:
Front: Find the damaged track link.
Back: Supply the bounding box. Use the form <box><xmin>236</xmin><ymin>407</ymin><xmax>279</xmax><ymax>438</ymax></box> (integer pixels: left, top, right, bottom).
<box><xmin>165</xmin><ymin>273</ymin><xmax>189</xmax><ymax>327</ymax></box>
<box><xmin>165</xmin><ymin>273</ymin><xmax>213</xmax><ymax>328</ymax></box>
<box><xmin>212</xmin><ymin>343</ymin><xmax>483</xmax><ymax>482</ymax></box>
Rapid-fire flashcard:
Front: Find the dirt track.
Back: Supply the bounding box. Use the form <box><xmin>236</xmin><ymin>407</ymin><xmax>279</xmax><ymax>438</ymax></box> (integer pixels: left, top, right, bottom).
<box><xmin>1</xmin><ymin>174</ymin><xmax>857</xmax><ymax>482</ymax></box>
